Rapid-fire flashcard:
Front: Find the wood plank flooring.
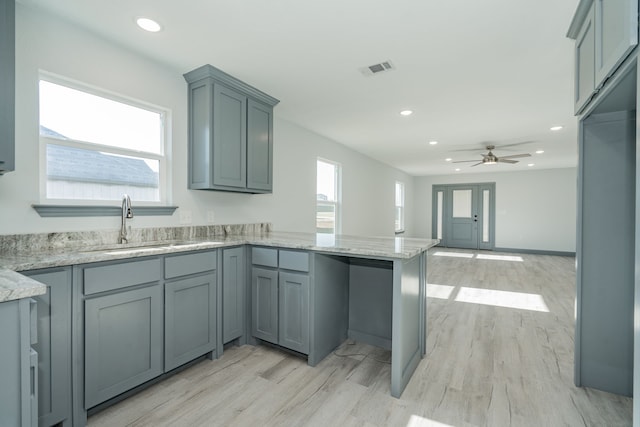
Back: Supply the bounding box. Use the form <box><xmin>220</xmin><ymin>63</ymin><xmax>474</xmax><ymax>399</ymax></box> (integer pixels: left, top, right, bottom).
<box><xmin>88</xmin><ymin>249</ymin><xmax>632</xmax><ymax>426</ymax></box>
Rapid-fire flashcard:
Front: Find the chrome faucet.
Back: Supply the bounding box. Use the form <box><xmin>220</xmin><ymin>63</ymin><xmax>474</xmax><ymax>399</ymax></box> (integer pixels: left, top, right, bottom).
<box><xmin>119</xmin><ymin>194</ymin><xmax>133</xmax><ymax>244</ymax></box>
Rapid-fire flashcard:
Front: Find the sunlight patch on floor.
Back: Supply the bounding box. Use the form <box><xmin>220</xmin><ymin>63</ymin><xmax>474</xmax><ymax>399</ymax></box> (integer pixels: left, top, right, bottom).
<box><xmin>476</xmin><ymin>253</ymin><xmax>524</xmax><ymax>262</ymax></box>
<box><xmin>406</xmin><ymin>414</ymin><xmax>455</xmax><ymax>427</ymax></box>
<box><xmin>427</xmin><ymin>283</ymin><xmax>456</xmax><ymax>300</ymax></box>
<box><xmin>433</xmin><ymin>251</ymin><xmax>474</xmax><ymax>258</ymax></box>
<box><xmin>455</xmin><ymin>286</ymin><xmax>549</xmax><ymax>312</ymax></box>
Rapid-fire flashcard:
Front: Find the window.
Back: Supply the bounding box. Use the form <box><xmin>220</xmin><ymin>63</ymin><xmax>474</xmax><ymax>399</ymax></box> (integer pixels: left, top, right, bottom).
<box><xmin>38</xmin><ymin>76</ymin><xmax>169</xmax><ymax>204</ymax></box>
<box><xmin>316</xmin><ymin>159</ymin><xmax>341</xmax><ymax>234</ymax></box>
<box><xmin>395</xmin><ymin>181</ymin><xmax>405</xmax><ymax>233</ymax></box>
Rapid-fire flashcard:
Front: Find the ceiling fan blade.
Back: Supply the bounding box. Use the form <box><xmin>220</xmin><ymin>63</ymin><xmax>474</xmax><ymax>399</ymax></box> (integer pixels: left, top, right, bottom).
<box><xmin>452</xmin><ymin>159</ymin><xmax>481</xmax><ymax>163</ymax></box>
<box><xmin>499</xmin><ymin>153</ymin><xmax>531</xmax><ymax>159</ymax></box>
<box><xmin>494</xmin><ymin>140</ymin><xmax>535</xmax><ymax>149</ymax></box>
<box><xmin>470</xmin><ymin>162</ymin><xmax>484</xmax><ymax>167</ymax></box>
<box><xmin>497</xmin><ymin>159</ymin><xmax>518</xmax><ymax>164</ymax></box>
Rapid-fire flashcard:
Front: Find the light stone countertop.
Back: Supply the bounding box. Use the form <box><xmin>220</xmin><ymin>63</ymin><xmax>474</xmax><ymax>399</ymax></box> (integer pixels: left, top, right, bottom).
<box><xmin>0</xmin><ymin>269</ymin><xmax>47</xmax><ymax>303</ymax></box>
<box><xmin>0</xmin><ymin>227</ymin><xmax>439</xmax><ymax>302</ymax></box>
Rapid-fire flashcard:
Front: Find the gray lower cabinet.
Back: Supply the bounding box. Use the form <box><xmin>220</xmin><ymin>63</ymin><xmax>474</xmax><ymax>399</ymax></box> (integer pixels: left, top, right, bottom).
<box><xmin>184</xmin><ymin>64</ymin><xmax>279</xmax><ymax>194</ymax></box>
<box><xmin>0</xmin><ymin>0</ymin><xmax>15</xmax><ymax>175</ymax></box>
<box><xmin>0</xmin><ymin>298</ymin><xmax>37</xmax><ymax>427</ymax></box>
<box><xmin>251</xmin><ymin>267</ymin><xmax>279</xmax><ymax>344</ymax></box>
<box><xmin>24</xmin><ymin>268</ymin><xmax>72</xmax><ymax>427</ymax></box>
<box><xmin>278</xmin><ymin>272</ymin><xmax>310</xmax><ymax>354</ymax></box>
<box><xmin>165</xmin><ymin>273</ymin><xmax>217</xmax><ymax>371</ymax></box>
<box><xmin>223</xmin><ymin>247</ymin><xmax>245</xmax><ymax>343</ymax></box>
<box><xmin>84</xmin><ymin>283</ymin><xmax>163</xmax><ymax>409</ymax></box>
<box><xmin>251</xmin><ymin>247</ymin><xmax>311</xmax><ymax>354</ymax></box>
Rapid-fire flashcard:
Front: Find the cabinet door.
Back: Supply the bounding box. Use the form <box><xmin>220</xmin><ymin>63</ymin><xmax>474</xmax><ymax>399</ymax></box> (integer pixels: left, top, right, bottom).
<box><xmin>278</xmin><ymin>272</ymin><xmax>310</xmax><ymax>354</ymax></box>
<box><xmin>0</xmin><ymin>0</ymin><xmax>15</xmax><ymax>175</ymax></box>
<box><xmin>574</xmin><ymin>3</ymin><xmax>596</xmax><ymax>113</ymax></box>
<box><xmin>165</xmin><ymin>274</ymin><xmax>217</xmax><ymax>371</ymax></box>
<box><xmin>223</xmin><ymin>247</ymin><xmax>245</xmax><ymax>343</ymax></box>
<box><xmin>0</xmin><ymin>299</ymin><xmax>33</xmax><ymax>427</ymax></box>
<box><xmin>25</xmin><ymin>268</ymin><xmax>72</xmax><ymax>427</ymax></box>
<box><xmin>247</xmin><ymin>99</ymin><xmax>273</xmax><ymax>192</ymax></box>
<box><xmin>251</xmin><ymin>267</ymin><xmax>279</xmax><ymax>344</ymax></box>
<box><xmin>213</xmin><ymin>84</ymin><xmax>247</xmax><ymax>188</ymax></box>
<box><xmin>594</xmin><ymin>0</ymin><xmax>638</xmax><ymax>88</ymax></box>
<box><xmin>84</xmin><ymin>284</ymin><xmax>163</xmax><ymax>409</ymax></box>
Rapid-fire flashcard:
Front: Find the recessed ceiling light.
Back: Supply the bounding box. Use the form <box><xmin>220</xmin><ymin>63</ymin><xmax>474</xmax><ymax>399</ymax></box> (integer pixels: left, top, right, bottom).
<box><xmin>528</xmin><ymin>163</ymin><xmax>535</xmax><ymax>167</ymax></box>
<box><xmin>535</xmin><ymin>150</ymin><xmax>544</xmax><ymax>154</ymax></box>
<box><xmin>429</xmin><ymin>140</ymin><xmax>438</xmax><ymax>145</ymax></box>
<box><xmin>455</xmin><ymin>168</ymin><xmax>461</xmax><ymax>172</ymax></box>
<box><xmin>400</xmin><ymin>110</ymin><xmax>413</xmax><ymax>116</ymax></box>
<box><xmin>445</xmin><ymin>158</ymin><xmax>452</xmax><ymax>162</ymax></box>
<box><xmin>550</xmin><ymin>125</ymin><xmax>563</xmax><ymax>131</ymax></box>
<box><xmin>136</xmin><ymin>17</ymin><xmax>162</xmax><ymax>32</ymax></box>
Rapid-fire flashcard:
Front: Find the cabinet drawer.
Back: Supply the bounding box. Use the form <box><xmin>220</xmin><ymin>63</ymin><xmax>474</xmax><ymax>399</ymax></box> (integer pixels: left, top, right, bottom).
<box><xmin>279</xmin><ymin>250</ymin><xmax>309</xmax><ymax>272</ymax></box>
<box><xmin>84</xmin><ymin>258</ymin><xmax>161</xmax><ymax>295</ymax></box>
<box><xmin>165</xmin><ymin>251</ymin><xmax>217</xmax><ymax>279</ymax></box>
<box><xmin>252</xmin><ymin>247</ymin><xmax>278</xmax><ymax>268</ymax></box>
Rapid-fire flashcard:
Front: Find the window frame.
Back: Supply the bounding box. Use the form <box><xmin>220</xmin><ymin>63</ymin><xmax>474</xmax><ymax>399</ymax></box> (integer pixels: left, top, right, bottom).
<box><xmin>316</xmin><ymin>158</ymin><xmax>342</xmax><ymax>235</ymax></box>
<box><xmin>395</xmin><ymin>181</ymin><xmax>405</xmax><ymax>234</ymax></box>
<box><xmin>38</xmin><ymin>72</ymin><xmax>171</xmax><ymax>207</ymax></box>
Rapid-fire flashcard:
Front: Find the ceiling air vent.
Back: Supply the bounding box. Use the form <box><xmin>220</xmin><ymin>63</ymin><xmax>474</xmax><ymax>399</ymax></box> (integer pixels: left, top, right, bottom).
<box><xmin>359</xmin><ymin>60</ymin><xmax>395</xmax><ymax>76</ymax></box>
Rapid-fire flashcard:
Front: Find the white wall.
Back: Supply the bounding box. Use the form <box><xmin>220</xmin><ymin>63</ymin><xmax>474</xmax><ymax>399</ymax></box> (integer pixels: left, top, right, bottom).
<box><xmin>0</xmin><ymin>5</ymin><xmax>413</xmax><ymax>237</ymax></box>
<box><xmin>413</xmin><ymin>168</ymin><xmax>577</xmax><ymax>252</ymax></box>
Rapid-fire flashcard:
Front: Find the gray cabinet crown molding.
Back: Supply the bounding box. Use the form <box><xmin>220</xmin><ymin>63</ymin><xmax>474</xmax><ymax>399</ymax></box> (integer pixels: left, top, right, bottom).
<box><xmin>183</xmin><ymin>64</ymin><xmax>279</xmax><ymax>107</ymax></box>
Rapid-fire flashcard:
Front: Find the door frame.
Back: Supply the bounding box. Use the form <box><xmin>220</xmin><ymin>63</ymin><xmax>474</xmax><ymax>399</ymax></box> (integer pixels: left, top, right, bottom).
<box><xmin>431</xmin><ymin>182</ymin><xmax>496</xmax><ymax>250</ymax></box>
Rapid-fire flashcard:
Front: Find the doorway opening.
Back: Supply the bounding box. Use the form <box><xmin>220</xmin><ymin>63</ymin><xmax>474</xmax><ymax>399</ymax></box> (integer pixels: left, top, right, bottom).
<box><xmin>432</xmin><ymin>183</ymin><xmax>495</xmax><ymax>250</ymax></box>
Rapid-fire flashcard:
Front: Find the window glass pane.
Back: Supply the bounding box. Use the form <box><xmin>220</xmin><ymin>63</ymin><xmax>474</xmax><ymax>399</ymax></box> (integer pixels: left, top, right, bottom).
<box><xmin>452</xmin><ymin>189</ymin><xmax>472</xmax><ymax>218</ymax></box>
<box><xmin>46</xmin><ymin>144</ymin><xmax>159</xmax><ymax>201</ymax></box>
<box><xmin>482</xmin><ymin>190</ymin><xmax>490</xmax><ymax>243</ymax></box>
<box><xmin>437</xmin><ymin>191</ymin><xmax>443</xmax><ymax>240</ymax></box>
<box><xmin>316</xmin><ymin>160</ymin><xmax>336</xmax><ymax>201</ymax></box>
<box><xmin>39</xmin><ymin>80</ymin><xmax>162</xmax><ymax>155</ymax></box>
<box><xmin>316</xmin><ymin>203</ymin><xmax>336</xmax><ymax>234</ymax></box>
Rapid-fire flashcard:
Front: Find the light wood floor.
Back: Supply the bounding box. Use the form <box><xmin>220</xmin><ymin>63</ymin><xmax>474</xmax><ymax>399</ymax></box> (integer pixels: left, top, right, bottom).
<box><xmin>88</xmin><ymin>249</ymin><xmax>633</xmax><ymax>427</ymax></box>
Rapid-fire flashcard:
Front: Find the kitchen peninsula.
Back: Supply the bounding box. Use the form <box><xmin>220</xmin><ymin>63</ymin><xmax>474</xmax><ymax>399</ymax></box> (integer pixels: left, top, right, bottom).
<box><xmin>0</xmin><ymin>225</ymin><xmax>438</xmax><ymax>426</ymax></box>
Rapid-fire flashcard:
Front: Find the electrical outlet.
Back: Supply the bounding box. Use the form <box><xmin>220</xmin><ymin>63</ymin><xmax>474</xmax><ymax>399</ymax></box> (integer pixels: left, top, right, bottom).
<box><xmin>206</xmin><ymin>211</ymin><xmax>215</xmax><ymax>223</ymax></box>
<box><xmin>179</xmin><ymin>210</ymin><xmax>192</xmax><ymax>225</ymax></box>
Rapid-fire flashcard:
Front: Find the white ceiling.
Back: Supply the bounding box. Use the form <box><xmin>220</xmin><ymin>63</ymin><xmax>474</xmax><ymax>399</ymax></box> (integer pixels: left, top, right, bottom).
<box><xmin>19</xmin><ymin>0</ymin><xmax>580</xmax><ymax>176</ymax></box>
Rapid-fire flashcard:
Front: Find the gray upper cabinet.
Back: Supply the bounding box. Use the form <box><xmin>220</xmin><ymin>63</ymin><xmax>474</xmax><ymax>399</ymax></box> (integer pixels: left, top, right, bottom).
<box><xmin>0</xmin><ymin>0</ymin><xmax>15</xmax><ymax>175</ymax></box>
<box><xmin>573</xmin><ymin>3</ymin><xmax>596</xmax><ymax>113</ymax></box>
<box><xmin>223</xmin><ymin>247</ymin><xmax>245</xmax><ymax>344</ymax></box>
<box><xmin>24</xmin><ymin>268</ymin><xmax>72</xmax><ymax>427</ymax></box>
<box><xmin>594</xmin><ymin>0</ymin><xmax>638</xmax><ymax>88</ymax></box>
<box><xmin>247</xmin><ymin>100</ymin><xmax>273</xmax><ymax>191</ymax></box>
<box><xmin>568</xmin><ymin>0</ymin><xmax>638</xmax><ymax>114</ymax></box>
<box><xmin>213</xmin><ymin>85</ymin><xmax>247</xmax><ymax>189</ymax></box>
<box><xmin>184</xmin><ymin>64</ymin><xmax>279</xmax><ymax>194</ymax></box>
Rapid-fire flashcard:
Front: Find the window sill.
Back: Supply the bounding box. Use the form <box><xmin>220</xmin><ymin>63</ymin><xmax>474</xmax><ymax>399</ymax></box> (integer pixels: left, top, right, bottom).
<box><xmin>32</xmin><ymin>204</ymin><xmax>178</xmax><ymax>218</ymax></box>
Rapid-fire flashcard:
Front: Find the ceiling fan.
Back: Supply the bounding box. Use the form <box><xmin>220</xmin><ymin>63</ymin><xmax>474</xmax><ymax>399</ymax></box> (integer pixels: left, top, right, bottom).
<box><xmin>452</xmin><ymin>145</ymin><xmax>531</xmax><ymax>167</ymax></box>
